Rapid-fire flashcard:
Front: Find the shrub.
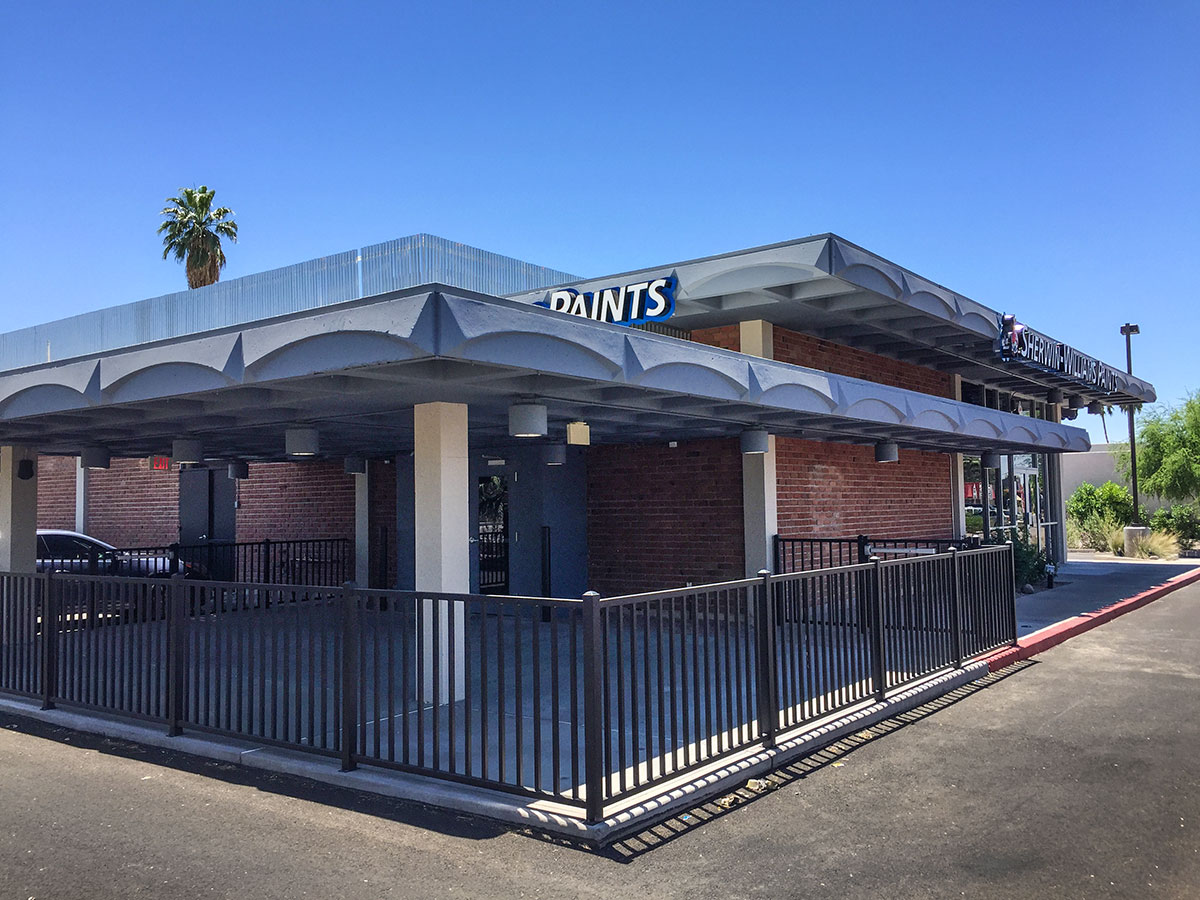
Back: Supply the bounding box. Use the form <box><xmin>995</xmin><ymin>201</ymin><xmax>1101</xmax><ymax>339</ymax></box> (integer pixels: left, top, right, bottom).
<box><xmin>1067</xmin><ymin>481</ymin><xmax>1136</xmax><ymax>527</ymax></box>
<box><xmin>1009</xmin><ymin>532</ymin><xmax>1048</xmax><ymax>588</ymax></box>
<box><xmin>1135</xmin><ymin>531</ymin><xmax>1180</xmax><ymax>559</ymax></box>
<box><xmin>1149</xmin><ymin>504</ymin><xmax>1200</xmax><ymax>550</ymax></box>
<box><xmin>965</xmin><ymin>513</ymin><xmax>983</xmax><ymax>534</ymax></box>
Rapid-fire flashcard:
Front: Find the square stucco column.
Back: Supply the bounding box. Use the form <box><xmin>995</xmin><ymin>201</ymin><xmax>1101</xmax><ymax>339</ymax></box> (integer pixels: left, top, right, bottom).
<box><xmin>740</xmin><ymin>320</ymin><xmax>778</xmax><ymax>575</ymax></box>
<box><xmin>949</xmin><ymin>375</ymin><xmax>966</xmax><ymax>540</ymax></box>
<box><xmin>0</xmin><ymin>446</ymin><xmax>38</xmax><ymax>573</ymax></box>
<box><xmin>354</xmin><ymin>466</ymin><xmax>370</xmax><ymax>585</ymax></box>
<box><xmin>413</xmin><ymin>402</ymin><xmax>468</xmax><ymax>701</ymax></box>
<box><xmin>743</xmin><ymin>435</ymin><xmax>778</xmax><ymax>576</ymax></box>
<box><xmin>75</xmin><ymin>456</ymin><xmax>88</xmax><ymax>532</ymax></box>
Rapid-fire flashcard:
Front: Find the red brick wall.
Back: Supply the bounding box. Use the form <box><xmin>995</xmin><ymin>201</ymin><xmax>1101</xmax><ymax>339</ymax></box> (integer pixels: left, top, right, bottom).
<box><xmin>691</xmin><ymin>325</ymin><xmax>741</xmax><ymax>352</ymax></box>
<box><xmin>776</xmin><ymin>437</ymin><xmax>953</xmax><ymax>538</ymax></box>
<box><xmin>86</xmin><ymin>458</ymin><xmax>179</xmax><ymax>547</ymax></box>
<box><xmin>773</xmin><ymin>327</ymin><xmax>956</xmax><ymax>398</ymax></box>
<box><xmin>36</xmin><ymin>455</ymin><xmax>76</xmax><ymax>530</ymax></box>
<box><xmin>587</xmin><ymin>438</ymin><xmax>744</xmax><ymax>595</ymax></box>
<box><xmin>235</xmin><ymin>461</ymin><xmax>355</xmax><ymax>542</ymax></box>
<box><xmin>367</xmin><ymin>459</ymin><xmax>397</xmax><ymax>588</ymax></box>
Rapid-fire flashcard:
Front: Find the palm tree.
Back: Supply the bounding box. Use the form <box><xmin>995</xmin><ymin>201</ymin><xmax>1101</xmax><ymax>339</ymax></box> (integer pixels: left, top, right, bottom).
<box><xmin>158</xmin><ymin>186</ymin><xmax>238</xmax><ymax>288</ymax></box>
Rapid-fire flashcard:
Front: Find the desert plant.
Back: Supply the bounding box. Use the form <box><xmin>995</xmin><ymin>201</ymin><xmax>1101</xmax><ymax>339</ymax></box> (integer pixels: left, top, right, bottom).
<box><xmin>1079</xmin><ymin>512</ymin><xmax>1124</xmax><ymax>552</ymax></box>
<box><xmin>1065</xmin><ymin>518</ymin><xmax>1084</xmax><ymax>549</ymax></box>
<box><xmin>1106</xmin><ymin>526</ymin><xmax>1126</xmax><ymax>555</ymax></box>
<box><xmin>1130</xmin><ymin>531</ymin><xmax>1181</xmax><ymax>559</ymax></box>
<box><xmin>159</xmin><ymin>185</ymin><xmax>238</xmax><ymax>288</ymax></box>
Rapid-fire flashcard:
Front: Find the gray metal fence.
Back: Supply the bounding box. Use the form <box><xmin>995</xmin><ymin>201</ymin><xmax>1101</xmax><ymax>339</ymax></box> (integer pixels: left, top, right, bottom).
<box><xmin>0</xmin><ymin>545</ymin><xmax>1015</xmax><ymax>825</ymax></box>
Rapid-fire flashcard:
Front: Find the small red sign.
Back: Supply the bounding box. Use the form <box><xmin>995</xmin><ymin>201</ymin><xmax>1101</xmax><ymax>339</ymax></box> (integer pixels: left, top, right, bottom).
<box><xmin>150</xmin><ymin>455</ymin><xmax>171</xmax><ymax>472</ymax></box>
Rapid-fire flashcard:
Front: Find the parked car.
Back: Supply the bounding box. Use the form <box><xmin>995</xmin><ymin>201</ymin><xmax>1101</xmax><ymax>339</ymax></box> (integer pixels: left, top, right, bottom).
<box><xmin>36</xmin><ymin>530</ymin><xmax>207</xmax><ymax>578</ymax></box>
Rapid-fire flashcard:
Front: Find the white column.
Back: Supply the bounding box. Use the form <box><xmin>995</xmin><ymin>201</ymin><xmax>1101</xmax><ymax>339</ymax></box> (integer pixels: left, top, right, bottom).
<box><xmin>949</xmin><ymin>375</ymin><xmax>966</xmax><ymax>540</ymax></box>
<box><xmin>740</xmin><ymin>321</ymin><xmax>779</xmax><ymax>575</ymax></box>
<box><xmin>75</xmin><ymin>456</ymin><xmax>88</xmax><ymax>532</ymax></box>
<box><xmin>413</xmin><ymin>402</ymin><xmax>468</xmax><ymax>701</ymax></box>
<box><xmin>743</xmin><ymin>436</ymin><xmax>778</xmax><ymax>576</ymax></box>
<box><xmin>0</xmin><ymin>446</ymin><xmax>39</xmax><ymax>573</ymax></box>
<box><xmin>354</xmin><ymin>465</ymin><xmax>370</xmax><ymax>585</ymax></box>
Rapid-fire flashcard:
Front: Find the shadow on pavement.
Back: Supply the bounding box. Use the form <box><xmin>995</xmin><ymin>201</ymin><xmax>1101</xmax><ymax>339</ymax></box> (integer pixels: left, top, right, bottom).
<box><xmin>521</xmin><ymin>660</ymin><xmax>1040</xmax><ymax>862</ymax></box>
<box><xmin>0</xmin><ymin>710</ymin><xmax>508</xmax><ymax>842</ymax></box>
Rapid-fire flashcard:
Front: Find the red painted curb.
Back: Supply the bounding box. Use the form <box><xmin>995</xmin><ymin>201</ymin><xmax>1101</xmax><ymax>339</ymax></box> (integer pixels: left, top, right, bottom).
<box><xmin>984</xmin><ymin>566</ymin><xmax>1200</xmax><ymax>672</ymax></box>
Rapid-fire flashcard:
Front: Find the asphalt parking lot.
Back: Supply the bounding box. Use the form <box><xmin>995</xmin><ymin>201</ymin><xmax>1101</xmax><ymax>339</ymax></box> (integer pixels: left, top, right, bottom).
<box><xmin>2</xmin><ymin>582</ymin><xmax>1198</xmax><ymax>899</ymax></box>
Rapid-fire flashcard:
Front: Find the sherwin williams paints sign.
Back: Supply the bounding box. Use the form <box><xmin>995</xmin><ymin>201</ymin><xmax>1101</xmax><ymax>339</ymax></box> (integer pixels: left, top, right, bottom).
<box><xmin>997</xmin><ymin>314</ymin><xmax>1119</xmax><ymax>393</ymax></box>
<box><xmin>535</xmin><ymin>276</ymin><xmax>677</xmax><ymax>326</ymax></box>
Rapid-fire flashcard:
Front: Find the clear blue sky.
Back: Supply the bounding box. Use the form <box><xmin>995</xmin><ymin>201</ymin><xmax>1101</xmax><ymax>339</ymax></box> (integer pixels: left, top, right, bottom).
<box><xmin>2</xmin><ymin>1</ymin><xmax>1197</xmax><ymax>443</ymax></box>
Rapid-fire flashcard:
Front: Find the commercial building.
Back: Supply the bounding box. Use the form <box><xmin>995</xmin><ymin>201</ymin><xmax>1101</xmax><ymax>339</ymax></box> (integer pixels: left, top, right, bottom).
<box><xmin>5</xmin><ymin>232</ymin><xmax>1153</xmax><ymax>590</ymax></box>
<box><xmin>0</xmin><ymin>232</ymin><xmax>1156</xmax><ymax>833</ymax></box>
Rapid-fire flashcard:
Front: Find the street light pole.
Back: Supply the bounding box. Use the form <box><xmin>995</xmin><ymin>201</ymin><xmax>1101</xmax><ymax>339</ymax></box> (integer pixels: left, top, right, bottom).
<box><xmin>1121</xmin><ymin>323</ymin><xmax>1141</xmax><ymax>523</ymax></box>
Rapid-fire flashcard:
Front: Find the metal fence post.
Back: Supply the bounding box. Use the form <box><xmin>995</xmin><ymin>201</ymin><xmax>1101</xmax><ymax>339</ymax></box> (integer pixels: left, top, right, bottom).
<box><xmin>857</xmin><ymin>534</ymin><xmax>871</xmax><ymax>564</ymax></box>
<box><xmin>870</xmin><ymin>558</ymin><xmax>887</xmax><ymax>703</ymax></box>
<box><xmin>771</xmin><ymin>534</ymin><xmax>780</xmax><ymax>574</ymax></box>
<box><xmin>950</xmin><ymin>548</ymin><xmax>964</xmax><ymax>669</ymax></box>
<box><xmin>166</xmin><ymin>574</ymin><xmax>187</xmax><ymax>736</ymax></box>
<box><xmin>581</xmin><ymin>590</ymin><xmax>604</xmax><ymax>824</ymax></box>
<box><xmin>340</xmin><ymin>581</ymin><xmax>359</xmax><ymax>772</ymax></box>
<box><xmin>756</xmin><ymin>569</ymin><xmax>778</xmax><ymax>749</ymax></box>
<box><xmin>262</xmin><ymin>538</ymin><xmax>272</xmax><ymax>584</ymax></box>
<box><xmin>1006</xmin><ymin>541</ymin><xmax>1019</xmax><ymax>646</ymax></box>
<box><xmin>40</xmin><ymin>572</ymin><xmax>57</xmax><ymax>710</ymax></box>
<box><xmin>168</xmin><ymin>542</ymin><xmax>180</xmax><ymax>576</ymax></box>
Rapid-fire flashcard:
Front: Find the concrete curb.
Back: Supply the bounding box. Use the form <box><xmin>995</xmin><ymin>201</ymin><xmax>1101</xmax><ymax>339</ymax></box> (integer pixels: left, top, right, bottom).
<box><xmin>0</xmin><ymin>661</ymin><xmax>990</xmax><ymax>847</ymax></box>
<box><xmin>984</xmin><ymin>566</ymin><xmax>1200</xmax><ymax>671</ymax></box>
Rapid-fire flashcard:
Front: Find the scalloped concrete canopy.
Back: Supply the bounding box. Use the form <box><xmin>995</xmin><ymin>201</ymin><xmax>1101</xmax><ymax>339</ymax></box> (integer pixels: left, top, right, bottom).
<box><xmin>508</xmin><ymin>233</ymin><xmax>1155</xmax><ymax>407</ymax></box>
<box><xmin>0</xmin><ymin>286</ymin><xmax>1090</xmax><ymax>461</ymax></box>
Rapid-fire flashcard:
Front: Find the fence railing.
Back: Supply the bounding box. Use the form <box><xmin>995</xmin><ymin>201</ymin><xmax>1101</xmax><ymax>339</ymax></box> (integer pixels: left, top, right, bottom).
<box><xmin>39</xmin><ymin>538</ymin><xmax>354</xmax><ymax>586</ymax></box>
<box><xmin>773</xmin><ymin>534</ymin><xmax>977</xmax><ymax>573</ymax></box>
<box><xmin>0</xmin><ymin>544</ymin><xmax>1015</xmax><ymax>826</ymax></box>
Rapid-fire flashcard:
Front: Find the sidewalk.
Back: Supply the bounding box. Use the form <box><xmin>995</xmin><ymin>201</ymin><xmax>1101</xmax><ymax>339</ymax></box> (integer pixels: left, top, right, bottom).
<box><xmin>1016</xmin><ymin>549</ymin><xmax>1200</xmax><ymax>635</ymax></box>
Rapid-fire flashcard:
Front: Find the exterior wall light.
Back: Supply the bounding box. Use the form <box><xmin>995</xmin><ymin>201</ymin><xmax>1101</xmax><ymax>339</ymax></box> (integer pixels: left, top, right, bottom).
<box><xmin>1086</xmin><ymin>401</ymin><xmax>1104</xmax><ymax>415</ymax></box>
<box><xmin>508</xmin><ymin>402</ymin><xmax>547</xmax><ymax>438</ymax></box>
<box><xmin>17</xmin><ymin>458</ymin><xmax>35</xmax><ymax>480</ymax></box>
<box><xmin>874</xmin><ymin>441</ymin><xmax>899</xmax><ymax>463</ymax></box>
<box><xmin>173</xmin><ymin>439</ymin><xmax>203</xmax><ymax>464</ymax></box>
<box><xmin>740</xmin><ymin>428</ymin><xmax>770</xmax><ymax>455</ymax></box>
<box><xmin>227</xmin><ymin>460</ymin><xmax>250</xmax><ymax>480</ymax></box>
<box><xmin>344</xmin><ymin>456</ymin><xmax>366</xmax><ymax>475</ymax></box>
<box><xmin>566</xmin><ymin>421</ymin><xmax>590</xmax><ymax>446</ymax></box>
<box><xmin>980</xmin><ymin>450</ymin><xmax>1001</xmax><ymax>469</ymax></box>
<box><xmin>286</xmin><ymin>427</ymin><xmax>320</xmax><ymax>457</ymax></box>
<box><xmin>81</xmin><ymin>447</ymin><xmax>112</xmax><ymax>470</ymax></box>
<box><xmin>542</xmin><ymin>444</ymin><xmax>567</xmax><ymax>466</ymax></box>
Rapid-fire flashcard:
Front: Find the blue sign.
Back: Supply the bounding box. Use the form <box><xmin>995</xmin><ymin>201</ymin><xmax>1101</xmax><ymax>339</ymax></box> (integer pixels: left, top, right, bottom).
<box><xmin>535</xmin><ymin>275</ymin><xmax>677</xmax><ymax>327</ymax></box>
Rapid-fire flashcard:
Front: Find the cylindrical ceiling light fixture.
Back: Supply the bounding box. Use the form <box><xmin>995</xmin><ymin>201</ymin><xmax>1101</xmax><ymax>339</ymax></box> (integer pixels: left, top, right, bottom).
<box><xmin>286</xmin><ymin>427</ymin><xmax>320</xmax><ymax>457</ymax></box>
<box><xmin>1086</xmin><ymin>401</ymin><xmax>1104</xmax><ymax>415</ymax></box>
<box><xmin>542</xmin><ymin>444</ymin><xmax>567</xmax><ymax>466</ymax></box>
<box><xmin>227</xmin><ymin>460</ymin><xmax>249</xmax><ymax>480</ymax></box>
<box><xmin>344</xmin><ymin>455</ymin><xmax>366</xmax><ymax>475</ymax></box>
<box><xmin>1047</xmin><ymin>388</ymin><xmax>1064</xmax><ymax>405</ymax></box>
<box><xmin>1067</xmin><ymin>395</ymin><xmax>1085</xmax><ymax>410</ymax></box>
<box><xmin>81</xmin><ymin>447</ymin><xmax>112</xmax><ymax>469</ymax></box>
<box><xmin>874</xmin><ymin>441</ymin><xmax>899</xmax><ymax>463</ymax></box>
<box><xmin>740</xmin><ymin>428</ymin><xmax>770</xmax><ymax>455</ymax></box>
<box><xmin>508</xmin><ymin>402</ymin><xmax>547</xmax><ymax>438</ymax></box>
<box><xmin>172</xmin><ymin>439</ymin><xmax>203</xmax><ymax>465</ymax></box>
<box><xmin>980</xmin><ymin>450</ymin><xmax>1001</xmax><ymax>469</ymax></box>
